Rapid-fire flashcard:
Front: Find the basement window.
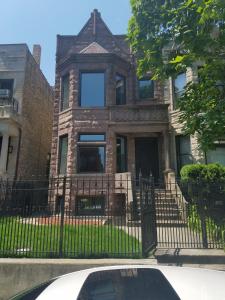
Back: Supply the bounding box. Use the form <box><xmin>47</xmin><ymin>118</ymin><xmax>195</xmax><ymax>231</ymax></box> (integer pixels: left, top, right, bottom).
<box><xmin>76</xmin><ymin>195</ymin><xmax>105</xmax><ymax>216</ymax></box>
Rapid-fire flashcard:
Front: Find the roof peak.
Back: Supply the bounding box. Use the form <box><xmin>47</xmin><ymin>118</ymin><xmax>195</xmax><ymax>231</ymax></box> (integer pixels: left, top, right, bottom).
<box><xmin>77</xmin><ymin>9</ymin><xmax>111</xmax><ymax>39</ymax></box>
<box><xmin>91</xmin><ymin>9</ymin><xmax>101</xmax><ymax>16</ymax></box>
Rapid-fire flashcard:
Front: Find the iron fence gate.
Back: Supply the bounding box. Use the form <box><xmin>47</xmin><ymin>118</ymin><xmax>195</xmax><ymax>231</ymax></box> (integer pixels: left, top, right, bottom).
<box><xmin>139</xmin><ymin>176</ymin><xmax>157</xmax><ymax>256</ymax></box>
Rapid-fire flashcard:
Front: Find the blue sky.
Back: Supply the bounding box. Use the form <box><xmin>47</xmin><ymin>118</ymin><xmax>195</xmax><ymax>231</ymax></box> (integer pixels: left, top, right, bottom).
<box><xmin>0</xmin><ymin>0</ymin><xmax>131</xmax><ymax>85</ymax></box>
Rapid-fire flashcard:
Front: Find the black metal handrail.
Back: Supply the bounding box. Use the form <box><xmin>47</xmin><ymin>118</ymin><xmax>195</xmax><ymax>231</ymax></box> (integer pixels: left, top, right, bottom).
<box><xmin>0</xmin><ymin>97</ymin><xmax>19</xmax><ymax>112</ymax></box>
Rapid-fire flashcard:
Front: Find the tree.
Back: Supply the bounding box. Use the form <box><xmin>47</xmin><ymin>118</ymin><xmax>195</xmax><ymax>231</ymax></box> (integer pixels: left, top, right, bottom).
<box><xmin>128</xmin><ymin>0</ymin><xmax>225</xmax><ymax>151</ymax></box>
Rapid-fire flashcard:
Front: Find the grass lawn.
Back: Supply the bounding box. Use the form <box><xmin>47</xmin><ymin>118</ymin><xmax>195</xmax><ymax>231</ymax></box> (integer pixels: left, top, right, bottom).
<box><xmin>0</xmin><ymin>217</ymin><xmax>141</xmax><ymax>258</ymax></box>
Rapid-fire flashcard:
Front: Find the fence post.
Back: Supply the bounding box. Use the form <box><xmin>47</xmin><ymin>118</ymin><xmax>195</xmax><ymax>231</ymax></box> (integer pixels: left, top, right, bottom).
<box><xmin>199</xmin><ymin>197</ymin><xmax>208</xmax><ymax>249</ymax></box>
<box><xmin>139</xmin><ymin>171</ymin><xmax>143</xmax><ymax>208</ymax></box>
<box><xmin>139</xmin><ymin>172</ymin><xmax>146</xmax><ymax>256</ymax></box>
<box><xmin>59</xmin><ymin>176</ymin><xmax>66</xmax><ymax>257</ymax></box>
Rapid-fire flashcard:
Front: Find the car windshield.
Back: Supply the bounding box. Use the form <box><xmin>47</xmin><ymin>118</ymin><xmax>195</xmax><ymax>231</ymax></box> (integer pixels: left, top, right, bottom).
<box><xmin>78</xmin><ymin>268</ymin><xmax>181</xmax><ymax>300</ymax></box>
<box><xmin>10</xmin><ymin>279</ymin><xmax>56</xmax><ymax>300</ymax></box>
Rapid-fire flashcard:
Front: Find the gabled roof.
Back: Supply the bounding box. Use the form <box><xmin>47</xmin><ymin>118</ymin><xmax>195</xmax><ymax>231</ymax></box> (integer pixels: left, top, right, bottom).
<box><xmin>57</xmin><ymin>9</ymin><xmax>131</xmax><ymax>63</ymax></box>
<box><xmin>77</xmin><ymin>9</ymin><xmax>113</xmax><ymax>40</ymax></box>
<box><xmin>80</xmin><ymin>42</ymin><xmax>109</xmax><ymax>54</ymax></box>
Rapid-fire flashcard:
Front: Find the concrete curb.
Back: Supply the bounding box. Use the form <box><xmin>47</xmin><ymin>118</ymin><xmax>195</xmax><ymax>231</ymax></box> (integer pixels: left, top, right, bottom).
<box><xmin>154</xmin><ymin>249</ymin><xmax>225</xmax><ymax>264</ymax></box>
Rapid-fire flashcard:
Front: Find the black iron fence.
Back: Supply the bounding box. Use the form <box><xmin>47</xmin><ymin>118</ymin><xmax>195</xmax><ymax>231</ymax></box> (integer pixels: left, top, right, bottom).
<box><xmin>0</xmin><ymin>176</ymin><xmax>224</xmax><ymax>258</ymax></box>
<box><xmin>0</xmin><ymin>175</ymin><xmax>152</xmax><ymax>258</ymax></box>
<box><xmin>156</xmin><ymin>179</ymin><xmax>225</xmax><ymax>249</ymax></box>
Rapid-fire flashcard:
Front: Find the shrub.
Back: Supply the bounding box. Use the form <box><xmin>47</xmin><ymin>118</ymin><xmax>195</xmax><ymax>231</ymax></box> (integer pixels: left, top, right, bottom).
<box><xmin>180</xmin><ymin>163</ymin><xmax>225</xmax><ymax>183</ymax></box>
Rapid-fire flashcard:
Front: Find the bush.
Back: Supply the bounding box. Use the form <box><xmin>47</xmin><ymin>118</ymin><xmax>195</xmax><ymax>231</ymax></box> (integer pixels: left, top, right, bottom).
<box><xmin>180</xmin><ymin>163</ymin><xmax>225</xmax><ymax>183</ymax></box>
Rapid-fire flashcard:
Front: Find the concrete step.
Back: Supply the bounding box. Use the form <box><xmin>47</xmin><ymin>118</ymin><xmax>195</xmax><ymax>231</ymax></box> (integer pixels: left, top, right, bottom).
<box><xmin>156</xmin><ymin>214</ymin><xmax>181</xmax><ymax>221</ymax></box>
<box><xmin>155</xmin><ymin>199</ymin><xmax>177</xmax><ymax>205</ymax></box>
<box><xmin>156</xmin><ymin>208</ymin><xmax>180</xmax><ymax>214</ymax></box>
<box><xmin>155</xmin><ymin>195</ymin><xmax>176</xmax><ymax>200</ymax></box>
<box><xmin>156</xmin><ymin>221</ymin><xmax>187</xmax><ymax>227</ymax></box>
<box><xmin>155</xmin><ymin>203</ymin><xmax>178</xmax><ymax>209</ymax></box>
<box><xmin>127</xmin><ymin>220</ymin><xmax>141</xmax><ymax>227</ymax></box>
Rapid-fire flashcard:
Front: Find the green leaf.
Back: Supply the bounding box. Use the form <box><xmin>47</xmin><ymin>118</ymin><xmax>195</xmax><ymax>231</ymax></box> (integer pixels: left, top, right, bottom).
<box><xmin>169</xmin><ymin>55</ymin><xmax>186</xmax><ymax>64</ymax></box>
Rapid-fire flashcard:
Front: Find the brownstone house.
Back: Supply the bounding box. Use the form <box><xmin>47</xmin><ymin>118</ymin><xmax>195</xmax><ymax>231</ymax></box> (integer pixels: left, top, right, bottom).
<box><xmin>50</xmin><ymin>9</ymin><xmax>225</xmax><ymax>215</ymax></box>
<box><xmin>50</xmin><ymin>9</ymin><xmax>174</xmax><ymax>214</ymax></box>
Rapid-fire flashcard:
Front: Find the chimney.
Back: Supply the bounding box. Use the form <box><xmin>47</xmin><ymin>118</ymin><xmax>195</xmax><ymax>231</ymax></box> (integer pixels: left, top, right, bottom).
<box><xmin>32</xmin><ymin>44</ymin><xmax>41</xmax><ymax>66</ymax></box>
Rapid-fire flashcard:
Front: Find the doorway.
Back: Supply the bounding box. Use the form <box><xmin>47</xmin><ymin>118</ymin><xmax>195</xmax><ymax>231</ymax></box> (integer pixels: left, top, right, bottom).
<box><xmin>135</xmin><ymin>137</ymin><xmax>159</xmax><ymax>181</ymax></box>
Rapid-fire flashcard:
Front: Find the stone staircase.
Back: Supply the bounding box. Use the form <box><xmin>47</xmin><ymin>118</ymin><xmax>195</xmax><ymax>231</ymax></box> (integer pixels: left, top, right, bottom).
<box><xmin>155</xmin><ymin>189</ymin><xmax>186</xmax><ymax>227</ymax></box>
<box><xmin>128</xmin><ymin>187</ymin><xmax>187</xmax><ymax>228</ymax></box>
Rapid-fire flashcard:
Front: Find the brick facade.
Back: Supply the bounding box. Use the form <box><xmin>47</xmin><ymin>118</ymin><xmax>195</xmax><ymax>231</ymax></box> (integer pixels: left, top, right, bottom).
<box><xmin>17</xmin><ymin>49</ymin><xmax>53</xmax><ymax>178</ymax></box>
<box><xmin>0</xmin><ymin>44</ymin><xmax>53</xmax><ymax>179</ymax></box>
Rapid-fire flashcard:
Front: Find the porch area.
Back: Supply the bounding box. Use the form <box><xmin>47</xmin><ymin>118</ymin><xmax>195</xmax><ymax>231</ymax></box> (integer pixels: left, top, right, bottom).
<box><xmin>111</xmin><ymin>127</ymin><xmax>172</xmax><ymax>183</ymax></box>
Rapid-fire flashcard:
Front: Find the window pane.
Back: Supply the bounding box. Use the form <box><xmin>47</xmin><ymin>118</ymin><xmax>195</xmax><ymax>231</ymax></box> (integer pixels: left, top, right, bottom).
<box><xmin>138</xmin><ymin>79</ymin><xmax>154</xmax><ymax>99</ymax></box>
<box><xmin>76</xmin><ymin>195</ymin><xmax>105</xmax><ymax>215</ymax></box>
<box><xmin>79</xmin><ymin>134</ymin><xmax>105</xmax><ymax>141</ymax></box>
<box><xmin>174</xmin><ymin>73</ymin><xmax>186</xmax><ymax>98</ymax></box>
<box><xmin>176</xmin><ymin>135</ymin><xmax>192</xmax><ymax>173</ymax></box>
<box><xmin>0</xmin><ymin>79</ymin><xmax>14</xmax><ymax>98</ymax></box>
<box><xmin>81</xmin><ymin>73</ymin><xmax>105</xmax><ymax>107</ymax></box>
<box><xmin>207</xmin><ymin>146</ymin><xmax>225</xmax><ymax>165</ymax></box>
<box><xmin>61</xmin><ymin>74</ymin><xmax>69</xmax><ymax>111</ymax></box>
<box><xmin>78</xmin><ymin>146</ymin><xmax>105</xmax><ymax>172</ymax></box>
<box><xmin>116</xmin><ymin>74</ymin><xmax>126</xmax><ymax>105</ymax></box>
<box><xmin>0</xmin><ymin>79</ymin><xmax>14</xmax><ymax>90</ymax></box>
<box><xmin>58</xmin><ymin>135</ymin><xmax>68</xmax><ymax>174</ymax></box>
<box><xmin>117</xmin><ymin>136</ymin><xmax>127</xmax><ymax>173</ymax></box>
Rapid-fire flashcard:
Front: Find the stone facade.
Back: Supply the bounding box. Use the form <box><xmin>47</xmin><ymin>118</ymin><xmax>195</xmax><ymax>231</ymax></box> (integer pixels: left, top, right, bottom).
<box><xmin>50</xmin><ymin>10</ymin><xmax>171</xmax><ymax>212</ymax></box>
<box><xmin>167</xmin><ymin>65</ymin><xmax>206</xmax><ymax>173</ymax></box>
<box><xmin>51</xmin><ymin>10</ymin><xmax>225</xmax><ymax>213</ymax></box>
<box><xmin>0</xmin><ymin>44</ymin><xmax>53</xmax><ymax>179</ymax></box>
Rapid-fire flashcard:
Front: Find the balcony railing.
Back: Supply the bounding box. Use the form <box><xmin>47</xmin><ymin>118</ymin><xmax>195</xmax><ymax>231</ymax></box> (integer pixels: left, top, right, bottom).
<box><xmin>0</xmin><ymin>97</ymin><xmax>19</xmax><ymax>112</ymax></box>
<box><xmin>109</xmin><ymin>104</ymin><xmax>169</xmax><ymax>123</ymax></box>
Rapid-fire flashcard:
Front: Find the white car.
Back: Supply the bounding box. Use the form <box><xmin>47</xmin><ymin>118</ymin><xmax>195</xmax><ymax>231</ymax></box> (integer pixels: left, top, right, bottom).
<box><xmin>10</xmin><ymin>265</ymin><xmax>225</xmax><ymax>300</ymax></box>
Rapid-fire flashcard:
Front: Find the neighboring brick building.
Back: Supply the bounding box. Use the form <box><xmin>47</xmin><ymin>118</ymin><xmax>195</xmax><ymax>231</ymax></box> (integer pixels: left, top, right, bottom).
<box><xmin>167</xmin><ymin>66</ymin><xmax>225</xmax><ymax>175</ymax></box>
<box><xmin>0</xmin><ymin>44</ymin><xmax>53</xmax><ymax>179</ymax></box>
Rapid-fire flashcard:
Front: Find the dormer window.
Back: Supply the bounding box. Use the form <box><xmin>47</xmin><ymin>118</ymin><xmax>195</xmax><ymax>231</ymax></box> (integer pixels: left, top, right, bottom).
<box><xmin>80</xmin><ymin>72</ymin><xmax>105</xmax><ymax>107</ymax></box>
<box><xmin>138</xmin><ymin>79</ymin><xmax>154</xmax><ymax>99</ymax></box>
<box><xmin>116</xmin><ymin>74</ymin><xmax>126</xmax><ymax>105</ymax></box>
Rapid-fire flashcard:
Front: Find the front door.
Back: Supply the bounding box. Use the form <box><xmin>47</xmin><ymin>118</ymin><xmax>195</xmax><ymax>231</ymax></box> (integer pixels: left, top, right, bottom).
<box><xmin>135</xmin><ymin>137</ymin><xmax>159</xmax><ymax>181</ymax></box>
